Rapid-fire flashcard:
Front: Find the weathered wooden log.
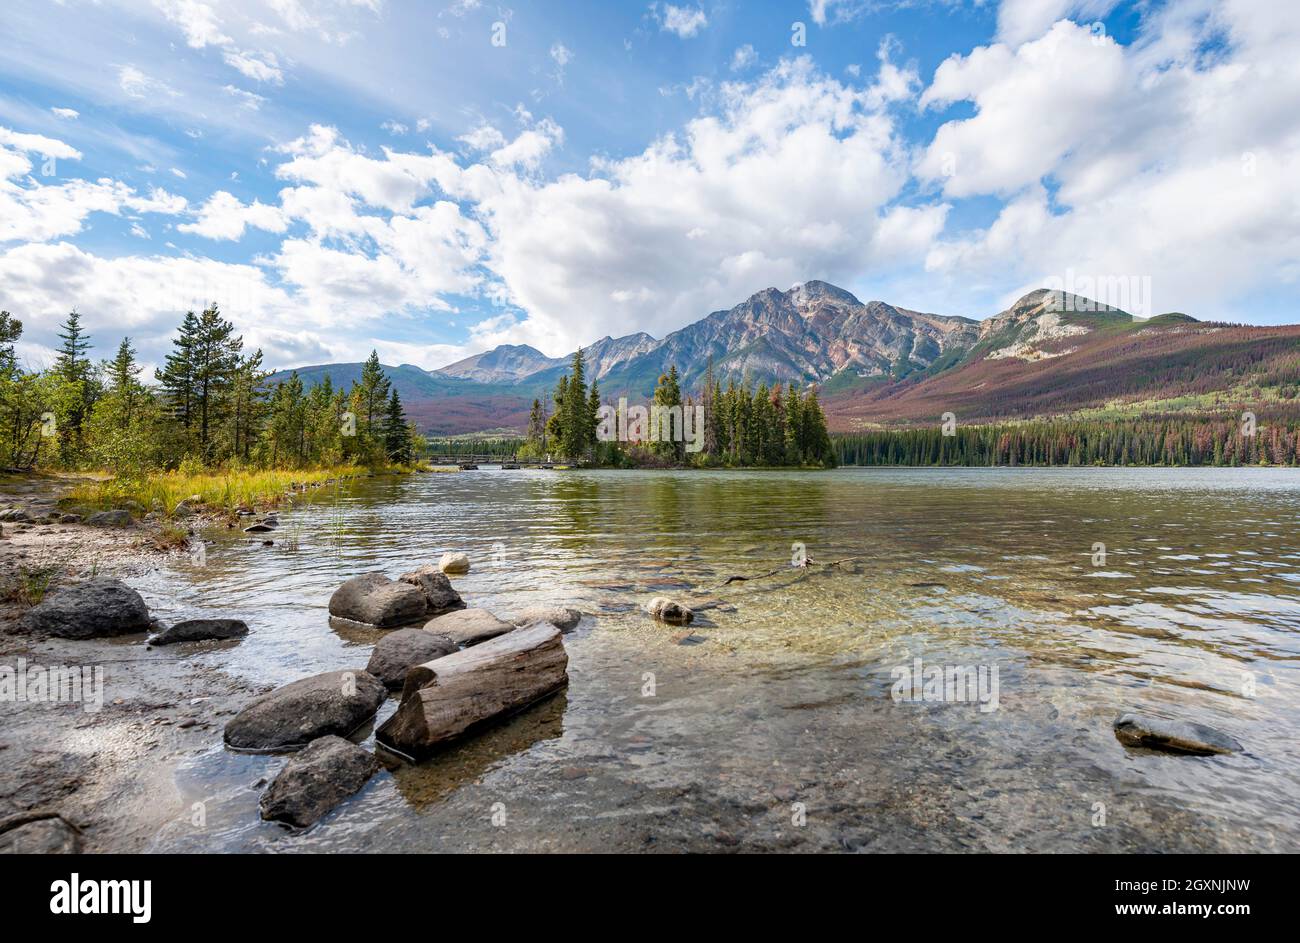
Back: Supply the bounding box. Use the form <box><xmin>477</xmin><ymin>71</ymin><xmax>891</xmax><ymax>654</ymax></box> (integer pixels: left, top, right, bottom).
<box><xmin>376</xmin><ymin>622</ymin><xmax>568</xmax><ymax>759</ymax></box>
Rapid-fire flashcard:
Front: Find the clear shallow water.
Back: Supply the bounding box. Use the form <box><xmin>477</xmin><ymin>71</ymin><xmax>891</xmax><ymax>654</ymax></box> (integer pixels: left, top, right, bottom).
<box><xmin>144</xmin><ymin>467</ymin><xmax>1300</xmax><ymax>852</ymax></box>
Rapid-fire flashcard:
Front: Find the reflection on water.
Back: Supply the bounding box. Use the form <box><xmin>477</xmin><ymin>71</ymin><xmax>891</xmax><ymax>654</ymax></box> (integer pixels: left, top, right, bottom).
<box><xmin>144</xmin><ymin>467</ymin><xmax>1300</xmax><ymax>852</ymax></box>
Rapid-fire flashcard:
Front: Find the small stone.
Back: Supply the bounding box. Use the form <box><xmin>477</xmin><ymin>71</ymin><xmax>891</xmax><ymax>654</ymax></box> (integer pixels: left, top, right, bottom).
<box><xmin>648</xmin><ymin>597</ymin><xmax>694</xmax><ymax>625</ymax></box>
<box><xmin>438</xmin><ymin>551</ymin><xmax>470</xmax><ymax>574</ymax></box>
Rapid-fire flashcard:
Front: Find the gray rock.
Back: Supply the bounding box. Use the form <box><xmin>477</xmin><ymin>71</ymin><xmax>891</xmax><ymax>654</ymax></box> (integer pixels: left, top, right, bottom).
<box><xmin>1113</xmin><ymin>713</ymin><xmax>1242</xmax><ymax>756</ymax></box>
<box><xmin>224</xmin><ymin>669</ymin><xmax>387</xmax><ymax>752</ymax></box>
<box><xmin>365</xmin><ymin>628</ymin><xmax>457</xmax><ymax>689</ymax></box>
<box><xmin>243</xmin><ymin>520</ymin><xmax>277</xmax><ymax>533</ymax></box>
<box><xmin>509</xmin><ymin>605</ymin><xmax>582</xmax><ymax>632</ymax></box>
<box><xmin>424</xmin><ymin>607</ymin><xmax>514</xmax><ymax>647</ymax></box>
<box><xmin>399</xmin><ymin>565</ymin><xmax>466</xmax><ymax>617</ymax></box>
<box><xmin>259</xmin><ymin>735</ymin><xmax>379</xmax><ymax>827</ymax></box>
<box><xmin>0</xmin><ymin>508</ymin><xmax>34</xmax><ymax>523</ymax></box>
<box><xmin>58</xmin><ymin>513</ymin><xmax>82</xmax><ymax>524</ymax></box>
<box><xmin>0</xmin><ymin>815</ymin><xmax>80</xmax><ymax>853</ymax></box>
<box><xmin>20</xmin><ymin>577</ymin><xmax>151</xmax><ymax>639</ymax></box>
<box><xmin>86</xmin><ymin>509</ymin><xmax>134</xmax><ymax>527</ymax></box>
<box><xmin>438</xmin><ymin>551</ymin><xmax>470</xmax><ymax>574</ymax></box>
<box><xmin>328</xmin><ymin>572</ymin><xmax>427</xmax><ymax>627</ymax></box>
<box><xmin>150</xmin><ymin>618</ymin><xmax>249</xmax><ymax>646</ymax></box>
<box><xmin>647</xmin><ymin>597</ymin><xmax>694</xmax><ymax>625</ymax></box>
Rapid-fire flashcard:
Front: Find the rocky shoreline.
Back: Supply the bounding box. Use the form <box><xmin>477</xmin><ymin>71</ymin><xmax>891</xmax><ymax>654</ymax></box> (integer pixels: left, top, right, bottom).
<box><xmin>0</xmin><ymin>473</ymin><xmax>597</xmax><ymax>847</ymax></box>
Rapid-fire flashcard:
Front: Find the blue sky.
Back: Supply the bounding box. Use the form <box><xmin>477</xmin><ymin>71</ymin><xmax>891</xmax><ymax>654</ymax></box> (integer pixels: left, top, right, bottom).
<box><xmin>1</xmin><ymin>0</ymin><xmax>1297</xmax><ymax>374</ymax></box>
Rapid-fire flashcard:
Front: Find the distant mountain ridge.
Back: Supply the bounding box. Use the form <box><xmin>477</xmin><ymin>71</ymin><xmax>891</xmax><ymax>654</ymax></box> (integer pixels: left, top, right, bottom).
<box><xmin>268</xmin><ymin>280</ymin><xmax>1300</xmax><ymax>435</ymax></box>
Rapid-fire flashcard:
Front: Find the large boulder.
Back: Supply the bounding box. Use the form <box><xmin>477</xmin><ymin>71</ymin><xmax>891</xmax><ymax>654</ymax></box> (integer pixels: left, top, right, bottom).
<box><xmin>438</xmin><ymin>551</ymin><xmax>470</xmax><ymax>575</ymax></box>
<box><xmin>1113</xmin><ymin>713</ymin><xmax>1242</xmax><ymax>756</ymax></box>
<box><xmin>647</xmin><ymin>597</ymin><xmax>694</xmax><ymax>626</ymax></box>
<box><xmin>150</xmin><ymin>618</ymin><xmax>249</xmax><ymax>646</ymax></box>
<box><xmin>509</xmin><ymin>605</ymin><xmax>582</xmax><ymax>632</ymax></box>
<box><xmin>21</xmin><ymin>578</ymin><xmax>151</xmax><ymax>639</ymax></box>
<box><xmin>399</xmin><ymin>566</ymin><xmax>465</xmax><ymax>617</ymax></box>
<box><xmin>366</xmin><ymin>628</ymin><xmax>457</xmax><ymax>689</ymax></box>
<box><xmin>424</xmin><ymin>607</ymin><xmax>514</xmax><ymax>647</ymax></box>
<box><xmin>328</xmin><ymin>573</ymin><xmax>427</xmax><ymax>627</ymax></box>
<box><xmin>224</xmin><ymin>669</ymin><xmax>387</xmax><ymax>752</ymax></box>
<box><xmin>85</xmin><ymin>509</ymin><xmax>134</xmax><ymax>528</ymax></box>
<box><xmin>259</xmin><ymin>735</ymin><xmax>379</xmax><ymax>828</ymax></box>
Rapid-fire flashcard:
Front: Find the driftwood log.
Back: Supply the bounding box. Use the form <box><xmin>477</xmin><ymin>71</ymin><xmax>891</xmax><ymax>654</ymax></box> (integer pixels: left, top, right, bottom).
<box><xmin>376</xmin><ymin>622</ymin><xmax>569</xmax><ymax>759</ymax></box>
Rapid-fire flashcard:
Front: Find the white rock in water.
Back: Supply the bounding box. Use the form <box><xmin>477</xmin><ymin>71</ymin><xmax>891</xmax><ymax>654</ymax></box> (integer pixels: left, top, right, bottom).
<box><xmin>647</xmin><ymin>597</ymin><xmax>694</xmax><ymax>625</ymax></box>
<box><xmin>438</xmin><ymin>551</ymin><xmax>470</xmax><ymax>574</ymax></box>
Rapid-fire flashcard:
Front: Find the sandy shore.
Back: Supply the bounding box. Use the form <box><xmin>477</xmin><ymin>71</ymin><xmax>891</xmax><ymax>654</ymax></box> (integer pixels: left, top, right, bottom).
<box><xmin>0</xmin><ymin>474</ymin><xmax>265</xmax><ymax>853</ymax></box>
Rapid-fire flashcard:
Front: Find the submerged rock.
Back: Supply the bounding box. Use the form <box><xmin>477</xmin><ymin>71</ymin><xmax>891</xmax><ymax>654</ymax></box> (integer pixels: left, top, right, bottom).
<box><xmin>150</xmin><ymin>618</ymin><xmax>249</xmax><ymax>646</ymax></box>
<box><xmin>366</xmin><ymin>627</ymin><xmax>457</xmax><ymax>689</ymax></box>
<box><xmin>86</xmin><ymin>509</ymin><xmax>134</xmax><ymax>527</ymax></box>
<box><xmin>509</xmin><ymin>605</ymin><xmax>582</xmax><ymax>632</ymax></box>
<box><xmin>647</xmin><ymin>597</ymin><xmax>694</xmax><ymax>626</ymax></box>
<box><xmin>259</xmin><ymin>735</ymin><xmax>379</xmax><ymax>827</ymax></box>
<box><xmin>224</xmin><ymin>669</ymin><xmax>387</xmax><ymax>752</ymax></box>
<box><xmin>328</xmin><ymin>572</ymin><xmax>427</xmax><ymax>627</ymax></box>
<box><xmin>424</xmin><ymin>607</ymin><xmax>514</xmax><ymax>646</ymax></box>
<box><xmin>438</xmin><ymin>551</ymin><xmax>470</xmax><ymax>575</ymax></box>
<box><xmin>399</xmin><ymin>565</ymin><xmax>466</xmax><ymax>617</ymax></box>
<box><xmin>1113</xmin><ymin>713</ymin><xmax>1242</xmax><ymax>756</ymax></box>
<box><xmin>21</xmin><ymin>577</ymin><xmax>151</xmax><ymax>639</ymax></box>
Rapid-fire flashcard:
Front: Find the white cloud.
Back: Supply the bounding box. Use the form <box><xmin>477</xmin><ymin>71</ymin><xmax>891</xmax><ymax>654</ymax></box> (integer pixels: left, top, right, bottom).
<box><xmin>918</xmin><ymin>7</ymin><xmax>1300</xmax><ymax>317</ymax></box>
<box><xmin>222</xmin><ymin>49</ymin><xmax>284</xmax><ymax>84</ymax></box>
<box><xmin>730</xmin><ymin>45</ymin><xmax>757</xmax><ymax>71</ymax></box>
<box><xmin>382</xmin><ymin>120</ymin><xmax>410</xmax><ymax>135</ymax></box>
<box><xmin>656</xmin><ymin>4</ymin><xmax>708</xmax><ymax>39</ymax></box>
<box><xmin>178</xmin><ymin>190</ymin><xmax>288</xmax><ymax>240</ymax></box>
<box><xmin>118</xmin><ymin>65</ymin><xmax>178</xmax><ymax>100</ymax></box>
<box><xmin>462</xmin><ymin>56</ymin><xmax>929</xmax><ymax>351</ymax></box>
<box><xmin>223</xmin><ymin>85</ymin><xmax>268</xmax><ymax>110</ymax></box>
<box><xmin>154</xmin><ymin>0</ymin><xmax>231</xmax><ymax>49</ymax></box>
<box><xmin>50</xmin><ymin>107</ymin><xmax>80</xmax><ymax>120</ymax></box>
<box><xmin>996</xmin><ymin>0</ymin><xmax>1119</xmax><ymax>49</ymax></box>
<box><xmin>550</xmin><ymin>43</ymin><xmax>573</xmax><ymax>68</ymax></box>
<box><xmin>170</xmin><ymin>168</ymin><xmax>188</xmax><ymax>179</ymax></box>
<box><xmin>0</xmin><ymin>129</ymin><xmax>185</xmax><ymax>244</ymax></box>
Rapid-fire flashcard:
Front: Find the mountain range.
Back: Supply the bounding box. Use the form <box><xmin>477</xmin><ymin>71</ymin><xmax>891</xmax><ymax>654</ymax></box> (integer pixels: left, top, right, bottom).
<box><xmin>271</xmin><ymin>281</ymin><xmax>1300</xmax><ymax>435</ymax></box>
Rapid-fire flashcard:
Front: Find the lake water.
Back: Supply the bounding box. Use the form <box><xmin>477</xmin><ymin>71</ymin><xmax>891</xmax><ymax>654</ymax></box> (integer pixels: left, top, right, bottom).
<box><xmin>143</xmin><ymin>467</ymin><xmax>1300</xmax><ymax>852</ymax></box>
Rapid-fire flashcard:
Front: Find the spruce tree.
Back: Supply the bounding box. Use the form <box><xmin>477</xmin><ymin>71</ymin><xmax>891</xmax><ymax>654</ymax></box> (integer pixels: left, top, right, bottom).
<box><xmin>382</xmin><ymin>388</ymin><xmax>412</xmax><ymax>463</ymax></box>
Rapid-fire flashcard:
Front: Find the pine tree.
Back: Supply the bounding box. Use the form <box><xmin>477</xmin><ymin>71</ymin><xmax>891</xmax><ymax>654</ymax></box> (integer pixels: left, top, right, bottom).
<box><xmin>103</xmin><ymin>338</ymin><xmax>145</xmax><ymax>429</ymax></box>
<box><xmin>652</xmin><ymin>365</ymin><xmax>684</xmax><ymax>462</ymax></box>
<box><xmin>356</xmin><ymin>350</ymin><xmax>391</xmax><ymax>434</ymax></box>
<box><xmin>52</xmin><ymin>309</ymin><xmax>98</xmax><ymax>460</ymax></box>
<box><xmin>0</xmin><ymin>311</ymin><xmax>22</xmax><ymax>375</ymax></box>
<box><xmin>156</xmin><ymin>310</ymin><xmax>200</xmax><ymax>430</ymax></box>
<box><xmin>190</xmin><ymin>305</ymin><xmax>242</xmax><ymax>457</ymax></box>
<box><xmin>54</xmin><ymin>309</ymin><xmax>92</xmax><ymax>386</ymax></box>
<box><xmin>382</xmin><ymin>388</ymin><xmax>412</xmax><ymax>463</ymax></box>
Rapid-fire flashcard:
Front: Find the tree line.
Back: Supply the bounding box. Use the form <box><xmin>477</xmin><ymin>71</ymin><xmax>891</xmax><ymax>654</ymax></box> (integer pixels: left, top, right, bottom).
<box><xmin>0</xmin><ymin>306</ymin><xmax>420</xmax><ymax>476</ymax></box>
<box><xmin>522</xmin><ymin>350</ymin><xmax>836</xmax><ymax>467</ymax></box>
<box><xmin>835</xmin><ymin>416</ymin><xmax>1300</xmax><ymax>466</ymax></box>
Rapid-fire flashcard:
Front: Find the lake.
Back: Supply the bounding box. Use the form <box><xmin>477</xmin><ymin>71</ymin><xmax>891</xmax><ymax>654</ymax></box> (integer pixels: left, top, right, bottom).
<box><xmin>142</xmin><ymin>467</ymin><xmax>1300</xmax><ymax>852</ymax></box>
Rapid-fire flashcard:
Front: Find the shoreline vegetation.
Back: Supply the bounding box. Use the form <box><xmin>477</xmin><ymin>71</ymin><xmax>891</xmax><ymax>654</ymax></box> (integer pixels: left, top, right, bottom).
<box><xmin>1</xmin><ymin>305</ymin><xmax>427</xmax><ymax>520</ymax></box>
<box><xmin>835</xmin><ymin>414</ymin><xmax>1300</xmax><ymax>467</ymax></box>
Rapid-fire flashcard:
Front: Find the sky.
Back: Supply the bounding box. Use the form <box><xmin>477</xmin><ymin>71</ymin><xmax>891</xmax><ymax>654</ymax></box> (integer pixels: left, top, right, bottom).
<box><xmin>1</xmin><ymin>0</ymin><xmax>1298</xmax><ymax>376</ymax></box>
